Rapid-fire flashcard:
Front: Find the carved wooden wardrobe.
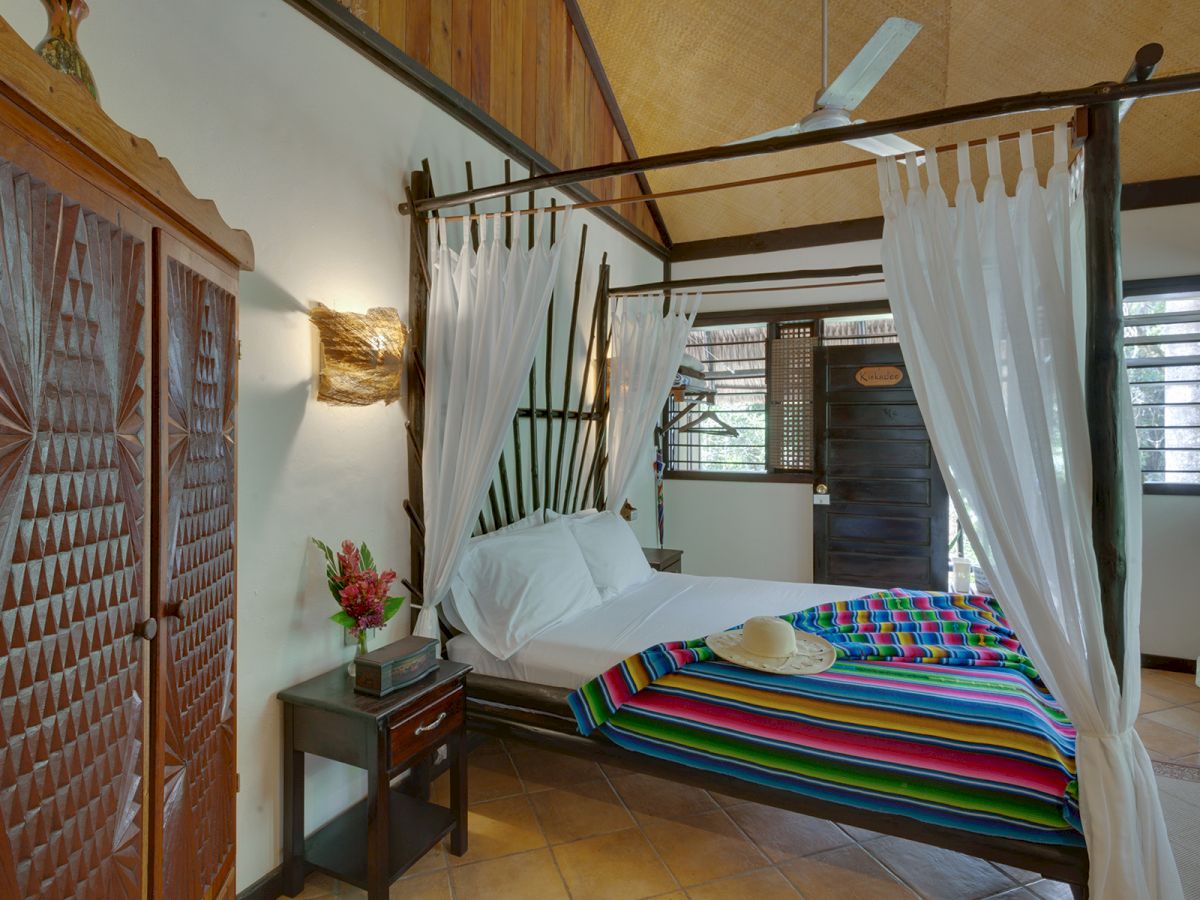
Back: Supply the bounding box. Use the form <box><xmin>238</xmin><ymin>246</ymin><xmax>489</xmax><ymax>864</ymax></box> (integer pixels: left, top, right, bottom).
<box><xmin>0</xmin><ymin>19</ymin><xmax>253</xmax><ymax>900</ymax></box>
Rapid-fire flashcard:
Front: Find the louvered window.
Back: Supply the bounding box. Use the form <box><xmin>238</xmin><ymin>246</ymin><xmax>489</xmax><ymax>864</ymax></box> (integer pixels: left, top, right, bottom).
<box><xmin>1124</xmin><ymin>280</ymin><xmax>1200</xmax><ymax>489</ymax></box>
<box><xmin>767</xmin><ymin>322</ymin><xmax>816</xmax><ymax>471</ymax></box>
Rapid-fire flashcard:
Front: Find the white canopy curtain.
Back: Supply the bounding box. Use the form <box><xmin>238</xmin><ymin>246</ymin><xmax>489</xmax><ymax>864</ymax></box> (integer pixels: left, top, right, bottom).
<box><xmin>877</xmin><ymin>127</ymin><xmax>1182</xmax><ymax>900</ymax></box>
<box><xmin>606</xmin><ymin>292</ymin><xmax>701</xmax><ymax>512</ymax></box>
<box><xmin>415</xmin><ymin>210</ymin><xmax>572</xmax><ymax>641</ymax></box>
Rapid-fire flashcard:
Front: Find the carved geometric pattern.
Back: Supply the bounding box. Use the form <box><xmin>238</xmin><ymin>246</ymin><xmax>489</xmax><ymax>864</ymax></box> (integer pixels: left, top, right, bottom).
<box><xmin>0</xmin><ymin>160</ymin><xmax>146</xmax><ymax>899</ymax></box>
<box><xmin>160</xmin><ymin>258</ymin><xmax>236</xmax><ymax>899</ymax></box>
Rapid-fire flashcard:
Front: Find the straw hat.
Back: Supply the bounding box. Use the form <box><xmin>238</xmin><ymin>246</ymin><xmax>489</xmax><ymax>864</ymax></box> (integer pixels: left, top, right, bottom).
<box><xmin>706</xmin><ymin>616</ymin><xmax>837</xmax><ymax>675</ymax></box>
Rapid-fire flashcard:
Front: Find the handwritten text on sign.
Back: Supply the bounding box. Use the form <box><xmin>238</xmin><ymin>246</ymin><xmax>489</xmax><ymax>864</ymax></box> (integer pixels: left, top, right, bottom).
<box><xmin>854</xmin><ymin>365</ymin><xmax>904</xmax><ymax>387</ymax></box>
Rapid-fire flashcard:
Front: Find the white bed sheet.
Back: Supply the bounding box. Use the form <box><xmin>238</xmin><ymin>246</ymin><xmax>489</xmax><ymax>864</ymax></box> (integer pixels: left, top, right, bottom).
<box><xmin>446</xmin><ymin>571</ymin><xmax>871</xmax><ymax>689</ymax></box>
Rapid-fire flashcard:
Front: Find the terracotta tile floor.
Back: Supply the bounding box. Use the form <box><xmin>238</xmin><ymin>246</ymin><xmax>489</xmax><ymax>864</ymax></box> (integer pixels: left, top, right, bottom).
<box><xmin>297</xmin><ymin>668</ymin><xmax>1200</xmax><ymax>899</ymax></box>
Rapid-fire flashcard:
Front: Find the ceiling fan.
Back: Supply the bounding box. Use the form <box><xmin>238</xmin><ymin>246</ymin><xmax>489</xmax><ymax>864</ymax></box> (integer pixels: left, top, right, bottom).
<box><xmin>727</xmin><ymin>0</ymin><xmax>924</xmax><ymax>159</ymax></box>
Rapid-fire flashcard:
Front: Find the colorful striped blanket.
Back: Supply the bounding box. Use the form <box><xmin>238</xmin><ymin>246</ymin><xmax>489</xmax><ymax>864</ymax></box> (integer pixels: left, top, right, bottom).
<box><xmin>568</xmin><ymin>589</ymin><xmax>1082</xmax><ymax>845</ymax></box>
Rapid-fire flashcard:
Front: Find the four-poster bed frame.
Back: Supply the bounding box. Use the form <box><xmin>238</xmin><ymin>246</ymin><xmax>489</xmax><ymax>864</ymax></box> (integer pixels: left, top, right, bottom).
<box><xmin>399</xmin><ymin>44</ymin><xmax>1198</xmax><ymax>894</ymax></box>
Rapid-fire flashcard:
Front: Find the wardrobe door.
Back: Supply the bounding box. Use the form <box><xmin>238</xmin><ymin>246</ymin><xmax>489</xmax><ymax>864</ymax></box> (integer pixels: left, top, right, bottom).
<box><xmin>151</xmin><ymin>232</ymin><xmax>238</xmax><ymax>899</ymax></box>
<box><xmin>0</xmin><ymin>141</ymin><xmax>152</xmax><ymax>898</ymax></box>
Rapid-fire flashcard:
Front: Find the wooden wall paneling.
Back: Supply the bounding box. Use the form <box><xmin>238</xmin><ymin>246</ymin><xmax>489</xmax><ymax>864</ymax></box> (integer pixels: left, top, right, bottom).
<box><xmin>520</xmin><ymin>0</ymin><xmax>538</xmax><ymax>147</ymax></box>
<box><xmin>450</xmin><ymin>0</ymin><xmax>471</xmax><ymax>99</ymax></box>
<box><xmin>0</xmin><ymin>120</ymin><xmax>153</xmax><ymax>900</ymax></box>
<box><xmin>532</xmin><ymin>0</ymin><xmax>551</xmax><ymax>163</ymax></box>
<box><xmin>469</xmin><ymin>0</ymin><xmax>492</xmax><ymax>116</ymax></box>
<box><xmin>406</xmin><ymin>0</ymin><xmax>434</xmax><ymax>69</ymax></box>
<box><xmin>317</xmin><ymin>0</ymin><xmax>666</xmax><ymax>247</ymax></box>
<box><xmin>427</xmin><ymin>0</ymin><xmax>452</xmax><ymax>81</ymax></box>
<box><xmin>378</xmin><ymin>0</ymin><xmax>405</xmax><ymax>49</ymax></box>
<box><xmin>152</xmin><ymin>232</ymin><xmax>239</xmax><ymax>899</ymax></box>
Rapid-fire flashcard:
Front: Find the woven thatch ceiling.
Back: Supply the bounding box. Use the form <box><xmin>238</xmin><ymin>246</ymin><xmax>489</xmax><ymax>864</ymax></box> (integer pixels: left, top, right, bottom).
<box><xmin>576</xmin><ymin>0</ymin><xmax>1200</xmax><ymax>244</ymax></box>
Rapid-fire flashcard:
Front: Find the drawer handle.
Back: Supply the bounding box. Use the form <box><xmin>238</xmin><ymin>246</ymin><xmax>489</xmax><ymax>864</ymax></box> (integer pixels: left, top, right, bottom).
<box><xmin>414</xmin><ymin>712</ymin><xmax>447</xmax><ymax>736</ymax></box>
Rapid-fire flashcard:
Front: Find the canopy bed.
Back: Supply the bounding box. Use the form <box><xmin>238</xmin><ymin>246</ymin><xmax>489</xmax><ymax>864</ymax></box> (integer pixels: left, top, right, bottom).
<box><xmin>396</xmin><ymin>44</ymin><xmax>1196</xmax><ymax>900</ymax></box>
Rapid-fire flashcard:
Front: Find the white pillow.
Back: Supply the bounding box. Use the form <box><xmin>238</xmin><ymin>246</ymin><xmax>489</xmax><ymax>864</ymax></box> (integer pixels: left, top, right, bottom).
<box><xmin>544</xmin><ymin>507</ymin><xmax>601</xmax><ymax>524</ymax></box>
<box><xmin>564</xmin><ymin>510</ymin><xmax>653</xmax><ymax>600</ymax></box>
<box><xmin>450</xmin><ymin>519</ymin><xmax>603</xmax><ymax>660</ymax></box>
<box><xmin>441</xmin><ymin>510</ymin><xmax>545</xmax><ymax>633</ymax></box>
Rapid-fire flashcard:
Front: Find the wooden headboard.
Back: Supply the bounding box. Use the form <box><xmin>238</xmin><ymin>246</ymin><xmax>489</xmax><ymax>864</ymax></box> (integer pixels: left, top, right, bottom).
<box><xmin>403</xmin><ymin>161</ymin><xmax>611</xmax><ymax>632</ymax></box>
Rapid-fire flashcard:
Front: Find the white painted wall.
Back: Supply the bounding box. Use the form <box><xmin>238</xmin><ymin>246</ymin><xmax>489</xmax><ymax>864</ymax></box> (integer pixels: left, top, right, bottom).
<box><xmin>669</xmin><ymin>204</ymin><xmax>1200</xmax><ymax>661</ymax></box>
<box><xmin>1</xmin><ymin>1</ymin><xmax>660</xmax><ymax>889</ymax></box>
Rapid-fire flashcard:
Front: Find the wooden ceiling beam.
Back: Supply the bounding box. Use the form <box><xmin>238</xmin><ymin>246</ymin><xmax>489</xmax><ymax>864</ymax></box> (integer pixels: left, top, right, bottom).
<box><xmin>668</xmin><ymin>173</ymin><xmax>1200</xmax><ymax>261</ymax></box>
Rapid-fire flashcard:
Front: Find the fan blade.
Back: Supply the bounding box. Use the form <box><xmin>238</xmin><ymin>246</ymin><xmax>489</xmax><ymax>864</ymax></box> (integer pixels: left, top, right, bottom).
<box><xmin>723</xmin><ymin>122</ymin><xmax>803</xmax><ymax>147</ymax></box>
<box><xmin>817</xmin><ymin>17</ymin><xmax>922</xmax><ymax>112</ymax></box>
<box><xmin>843</xmin><ymin>132</ymin><xmax>924</xmax><ymax>159</ymax></box>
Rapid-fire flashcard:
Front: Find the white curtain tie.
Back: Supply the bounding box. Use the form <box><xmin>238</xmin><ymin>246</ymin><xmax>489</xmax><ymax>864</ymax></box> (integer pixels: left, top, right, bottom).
<box><xmin>1073</xmin><ymin>724</ymin><xmax>1137</xmax><ymax>743</ymax></box>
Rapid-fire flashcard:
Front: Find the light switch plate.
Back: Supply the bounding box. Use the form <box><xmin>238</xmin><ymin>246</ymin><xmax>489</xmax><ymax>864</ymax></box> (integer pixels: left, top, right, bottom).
<box><xmin>813</xmin><ymin>494</ymin><xmax>830</xmax><ymax>506</ymax></box>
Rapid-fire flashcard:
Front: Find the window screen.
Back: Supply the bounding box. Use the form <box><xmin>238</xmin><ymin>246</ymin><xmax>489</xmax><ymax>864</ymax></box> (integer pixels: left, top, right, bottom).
<box><xmin>1124</xmin><ymin>285</ymin><xmax>1200</xmax><ymax>487</ymax></box>
<box><xmin>667</xmin><ymin>325</ymin><xmax>768</xmax><ymax>473</ymax></box>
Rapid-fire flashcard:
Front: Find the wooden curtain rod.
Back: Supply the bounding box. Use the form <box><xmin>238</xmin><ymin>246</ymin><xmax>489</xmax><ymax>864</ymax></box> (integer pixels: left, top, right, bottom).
<box><xmin>405</xmin><ymin>45</ymin><xmax>1182</xmax><ymax>215</ymax></box>
<box><xmin>407</xmin><ymin>123</ymin><xmax>1069</xmax><ymax>223</ymax></box>
<box><xmin>608</xmin><ymin>265</ymin><xmax>883</xmax><ymax>296</ymax></box>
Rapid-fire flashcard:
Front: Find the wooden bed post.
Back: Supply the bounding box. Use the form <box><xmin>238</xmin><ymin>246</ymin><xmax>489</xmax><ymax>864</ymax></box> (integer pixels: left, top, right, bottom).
<box><xmin>1082</xmin><ymin>100</ymin><xmax>1127</xmax><ymax>690</ymax></box>
<box><xmin>405</xmin><ymin>168</ymin><xmax>433</xmax><ymax>632</ymax></box>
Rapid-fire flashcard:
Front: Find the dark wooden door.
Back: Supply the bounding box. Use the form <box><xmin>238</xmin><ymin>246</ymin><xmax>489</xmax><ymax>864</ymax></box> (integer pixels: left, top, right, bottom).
<box><xmin>152</xmin><ymin>233</ymin><xmax>239</xmax><ymax>899</ymax></box>
<box><xmin>813</xmin><ymin>343</ymin><xmax>948</xmax><ymax>591</ymax></box>
<box><xmin>0</xmin><ymin>140</ymin><xmax>152</xmax><ymax>899</ymax></box>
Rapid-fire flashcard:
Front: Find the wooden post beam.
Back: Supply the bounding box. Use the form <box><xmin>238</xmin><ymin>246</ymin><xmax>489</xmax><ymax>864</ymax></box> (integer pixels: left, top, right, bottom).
<box><xmin>1083</xmin><ymin>101</ymin><xmax>1127</xmax><ymax>690</ymax></box>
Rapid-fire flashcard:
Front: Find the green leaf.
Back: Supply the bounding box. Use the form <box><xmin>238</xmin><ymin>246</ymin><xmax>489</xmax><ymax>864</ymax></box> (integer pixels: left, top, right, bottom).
<box><xmin>360</xmin><ymin>542</ymin><xmax>375</xmax><ymax>572</ymax></box>
<box><xmin>312</xmin><ymin>538</ymin><xmax>337</xmax><ymax>569</ymax></box>
<box><xmin>329</xmin><ymin>610</ymin><xmax>356</xmax><ymax>629</ymax></box>
<box><xmin>382</xmin><ymin>595</ymin><xmax>406</xmax><ymax>622</ymax></box>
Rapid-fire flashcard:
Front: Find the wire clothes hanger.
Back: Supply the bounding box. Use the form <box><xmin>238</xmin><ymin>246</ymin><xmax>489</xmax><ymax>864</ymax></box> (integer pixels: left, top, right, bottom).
<box><xmin>679</xmin><ymin>410</ymin><xmax>740</xmax><ymax>438</ymax></box>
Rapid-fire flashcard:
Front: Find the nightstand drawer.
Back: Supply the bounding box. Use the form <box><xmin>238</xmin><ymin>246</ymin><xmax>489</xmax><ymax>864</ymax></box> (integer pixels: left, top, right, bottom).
<box><xmin>388</xmin><ymin>682</ymin><xmax>464</xmax><ymax>768</ymax></box>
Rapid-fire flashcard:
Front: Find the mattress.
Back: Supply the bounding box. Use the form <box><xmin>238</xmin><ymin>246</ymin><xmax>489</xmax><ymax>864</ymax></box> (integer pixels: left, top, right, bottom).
<box><xmin>446</xmin><ymin>572</ymin><xmax>870</xmax><ymax>689</ymax></box>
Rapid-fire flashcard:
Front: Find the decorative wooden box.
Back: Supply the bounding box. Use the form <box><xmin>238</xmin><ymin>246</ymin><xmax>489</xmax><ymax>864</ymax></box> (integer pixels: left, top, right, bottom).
<box><xmin>354</xmin><ymin>636</ymin><xmax>439</xmax><ymax>697</ymax></box>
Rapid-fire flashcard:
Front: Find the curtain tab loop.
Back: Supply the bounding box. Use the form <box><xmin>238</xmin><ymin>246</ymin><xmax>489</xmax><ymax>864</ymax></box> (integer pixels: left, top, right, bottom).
<box><xmin>1053</xmin><ymin>122</ymin><xmax>1068</xmax><ymax>166</ymax></box>
<box><xmin>925</xmin><ymin>147</ymin><xmax>941</xmax><ymax>196</ymax></box>
<box><xmin>904</xmin><ymin>152</ymin><xmax>921</xmax><ymax>193</ymax></box>
<box><xmin>875</xmin><ymin>158</ymin><xmax>892</xmax><ymax>201</ymax></box>
<box><xmin>956</xmin><ymin>142</ymin><xmax>971</xmax><ymax>184</ymax></box>
<box><xmin>1018</xmin><ymin>130</ymin><xmax>1035</xmax><ymax>171</ymax></box>
<box><xmin>985</xmin><ymin>136</ymin><xmax>1002</xmax><ymax>180</ymax></box>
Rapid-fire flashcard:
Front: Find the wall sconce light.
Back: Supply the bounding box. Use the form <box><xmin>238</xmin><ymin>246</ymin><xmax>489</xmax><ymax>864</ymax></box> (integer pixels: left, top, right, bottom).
<box><xmin>309</xmin><ymin>302</ymin><xmax>409</xmax><ymax>406</ymax></box>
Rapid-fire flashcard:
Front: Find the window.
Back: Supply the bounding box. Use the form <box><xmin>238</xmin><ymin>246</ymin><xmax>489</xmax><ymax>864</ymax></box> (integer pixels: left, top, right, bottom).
<box><xmin>1124</xmin><ymin>279</ymin><xmax>1200</xmax><ymax>490</ymax></box>
<box><xmin>667</xmin><ymin>324</ymin><xmax>771</xmax><ymax>474</ymax></box>
<box><xmin>664</xmin><ymin>314</ymin><xmax>868</xmax><ymax>477</ymax></box>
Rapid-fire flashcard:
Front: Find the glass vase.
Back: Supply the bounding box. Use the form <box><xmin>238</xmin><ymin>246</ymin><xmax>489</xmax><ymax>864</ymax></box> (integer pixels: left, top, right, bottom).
<box><xmin>35</xmin><ymin>0</ymin><xmax>99</xmax><ymax>102</ymax></box>
<box><xmin>347</xmin><ymin>631</ymin><xmax>369</xmax><ymax>678</ymax></box>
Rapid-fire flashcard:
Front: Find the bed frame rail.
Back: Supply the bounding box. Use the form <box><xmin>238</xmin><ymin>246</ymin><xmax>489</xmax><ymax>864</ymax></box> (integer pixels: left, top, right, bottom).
<box><xmin>465</xmin><ymin>674</ymin><xmax>1089</xmax><ymax>890</ymax></box>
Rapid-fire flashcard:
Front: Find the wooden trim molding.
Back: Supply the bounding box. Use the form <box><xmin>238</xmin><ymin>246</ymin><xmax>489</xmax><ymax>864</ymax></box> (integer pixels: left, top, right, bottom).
<box><xmin>282</xmin><ymin>0</ymin><xmax>669</xmax><ymax>260</ymax></box>
<box><xmin>665</xmin><ymin>470</ymin><xmax>814</xmax><ymax>485</ymax></box>
<box><xmin>1121</xmin><ymin>175</ymin><xmax>1200</xmax><ymax>211</ymax></box>
<box><xmin>671</xmin><ymin>217</ymin><xmax>886</xmax><ymax>262</ymax></box>
<box><xmin>1142</xmin><ymin>654</ymin><xmax>1198</xmax><ymax>674</ymax></box>
<box><xmin>0</xmin><ymin>16</ymin><xmax>253</xmax><ymax>270</ymax></box>
<box><xmin>671</xmin><ymin>175</ymin><xmax>1200</xmax><ymax>262</ymax></box>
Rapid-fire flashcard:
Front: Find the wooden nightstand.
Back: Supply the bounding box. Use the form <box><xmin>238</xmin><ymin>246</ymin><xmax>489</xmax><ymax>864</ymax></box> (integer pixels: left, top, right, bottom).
<box><xmin>279</xmin><ymin>660</ymin><xmax>471</xmax><ymax>899</ymax></box>
<box><xmin>643</xmin><ymin>547</ymin><xmax>684</xmax><ymax>573</ymax></box>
